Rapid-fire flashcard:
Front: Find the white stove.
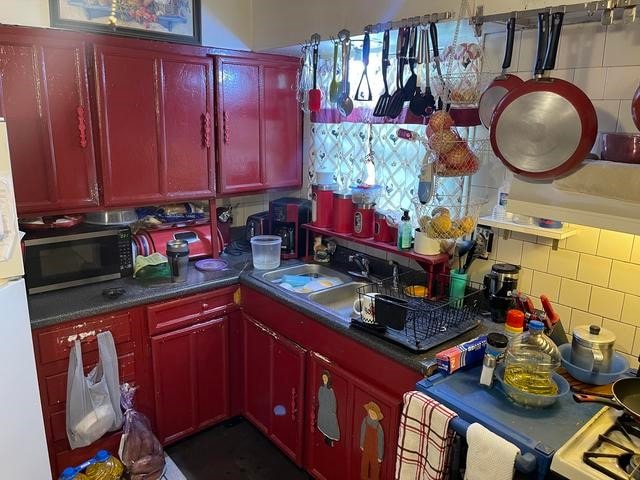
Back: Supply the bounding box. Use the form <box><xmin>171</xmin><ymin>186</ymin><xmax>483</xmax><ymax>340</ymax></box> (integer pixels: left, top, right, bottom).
<box><xmin>552</xmin><ymin>407</ymin><xmax>640</xmax><ymax>480</ymax></box>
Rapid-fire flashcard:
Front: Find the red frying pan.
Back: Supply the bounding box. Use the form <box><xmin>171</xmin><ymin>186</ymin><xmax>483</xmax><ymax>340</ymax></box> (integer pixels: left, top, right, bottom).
<box><xmin>632</xmin><ymin>85</ymin><xmax>640</xmax><ymax>130</ymax></box>
<box><xmin>478</xmin><ymin>16</ymin><xmax>523</xmax><ymax>128</ymax></box>
<box><xmin>490</xmin><ymin>12</ymin><xmax>597</xmax><ymax>179</ymax></box>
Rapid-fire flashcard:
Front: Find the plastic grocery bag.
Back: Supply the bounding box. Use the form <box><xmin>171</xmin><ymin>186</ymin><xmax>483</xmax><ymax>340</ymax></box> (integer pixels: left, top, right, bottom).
<box><xmin>66</xmin><ymin>331</ymin><xmax>123</xmax><ymax>449</ymax></box>
<box><xmin>119</xmin><ymin>383</ymin><xmax>165</xmax><ymax>480</ymax></box>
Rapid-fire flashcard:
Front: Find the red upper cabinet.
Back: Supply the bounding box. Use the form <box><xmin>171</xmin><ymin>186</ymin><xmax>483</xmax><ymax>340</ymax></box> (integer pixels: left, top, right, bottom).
<box><xmin>215</xmin><ymin>58</ymin><xmax>262</xmax><ymax>194</ymax></box>
<box><xmin>0</xmin><ymin>28</ymin><xmax>98</xmax><ymax>214</ymax></box>
<box><xmin>215</xmin><ymin>56</ymin><xmax>301</xmax><ymax>195</ymax></box>
<box><xmin>262</xmin><ymin>63</ymin><xmax>302</xmax><ymax>189</ymax></box>
<box><xmin>161</xmin><ymin>57</ymin><xmax>215</xmax><ymax>199</ymax></box>
<box><xmin>94</xmin><ymin>44</ymin><xmax>215</xmax><ymax>206</ymax></box>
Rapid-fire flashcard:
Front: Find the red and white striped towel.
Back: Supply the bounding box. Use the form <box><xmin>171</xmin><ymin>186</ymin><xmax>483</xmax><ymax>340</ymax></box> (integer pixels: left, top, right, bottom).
<box><xmin>395</xmin><ymin>391</ymin><xmax>458</xmax><ymax>480</ymax></box>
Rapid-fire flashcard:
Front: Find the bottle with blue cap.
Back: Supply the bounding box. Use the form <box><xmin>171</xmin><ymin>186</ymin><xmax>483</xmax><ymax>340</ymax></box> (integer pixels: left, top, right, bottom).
<box><xmin>59</xmin><ymin>467</ymin><xmax>89</xmax><ymax>480</ymax></box>
<box><xmin>503</xmin><ymin>320</ymin><xmax>561</xmax><ymax>396</ymax></box>
<box><xmin>84</xmin><ymin>450</ymin><xmax>124</xmax><ymax>480</ymax></box>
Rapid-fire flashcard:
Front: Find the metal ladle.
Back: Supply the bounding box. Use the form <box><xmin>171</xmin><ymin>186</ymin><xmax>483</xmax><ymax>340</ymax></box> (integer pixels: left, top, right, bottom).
<box><xmin>337</xmin><ymin>29</ymin><xmax>353</xmax><ymax>116</ymax></box>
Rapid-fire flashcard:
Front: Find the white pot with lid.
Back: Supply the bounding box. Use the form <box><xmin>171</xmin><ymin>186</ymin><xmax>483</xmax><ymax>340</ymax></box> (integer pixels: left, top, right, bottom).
<box><xmin>570</xmin><ymin>324</ymin><xmax>616</xmax><ymax>373</ymax></box>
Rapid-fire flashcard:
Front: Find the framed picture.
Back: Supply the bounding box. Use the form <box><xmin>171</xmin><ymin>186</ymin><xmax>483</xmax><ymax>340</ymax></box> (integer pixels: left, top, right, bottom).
<box><xmin>49</xmin><ymin>0</ymin><xmax>201</xmax><ymax>45</ymax></box>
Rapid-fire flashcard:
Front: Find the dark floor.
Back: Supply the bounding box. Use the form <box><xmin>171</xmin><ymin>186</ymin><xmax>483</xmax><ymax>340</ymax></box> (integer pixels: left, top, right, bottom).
<box><xmin>166</xmin><ymin>417</ymin><xmax>310</xmax><ymax>480</ymax></box>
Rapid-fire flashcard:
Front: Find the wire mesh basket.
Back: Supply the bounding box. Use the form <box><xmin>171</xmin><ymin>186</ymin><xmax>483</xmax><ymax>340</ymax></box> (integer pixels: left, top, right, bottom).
<box><xmin>351</xmin><ymin>270</ymin><xmax>484</xmax><ymax>352</ymax></box>
<box><xmin>430</xmin><ymin>138</ymin><xmax>488</xmax><ymax>177</ymax></box>
<box><xmin>414</xmin><ymin>196</ymin><xmax>485</xmax><ymax>240</ymax></box>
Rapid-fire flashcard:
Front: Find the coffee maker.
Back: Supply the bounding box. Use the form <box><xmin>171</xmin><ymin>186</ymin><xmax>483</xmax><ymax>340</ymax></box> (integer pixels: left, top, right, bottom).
<box><xmin>484</xmin><ymin>263</ymin><xmax>520</xmax><ymax>323</ymax></box>
<box><xmin>269</xmin><ymin>198</ymin><xmax>311</xmax><ymax>259</ymax></box>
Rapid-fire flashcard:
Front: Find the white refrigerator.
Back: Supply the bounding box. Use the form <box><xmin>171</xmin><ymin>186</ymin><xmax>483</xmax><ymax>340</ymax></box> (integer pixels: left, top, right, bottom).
<box><xmin>0</xmin><ymin>119</ymin><xmax>51</xmax><ymax>478</ymax></box>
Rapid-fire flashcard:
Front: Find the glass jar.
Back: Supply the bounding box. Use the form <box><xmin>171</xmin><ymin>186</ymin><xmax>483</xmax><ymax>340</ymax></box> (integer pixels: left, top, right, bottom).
<box><xmin>503</xmin><ymin>320</ymin><xmax>561</xmax><ymax>395</ymax></box>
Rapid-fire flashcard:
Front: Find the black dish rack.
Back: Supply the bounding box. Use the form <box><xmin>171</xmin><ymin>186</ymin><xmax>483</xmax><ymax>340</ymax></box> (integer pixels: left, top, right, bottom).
<box><xmin>351</xmin><ymin>270</ymin><xmax>483</xmax><ymax>352</ymax></box>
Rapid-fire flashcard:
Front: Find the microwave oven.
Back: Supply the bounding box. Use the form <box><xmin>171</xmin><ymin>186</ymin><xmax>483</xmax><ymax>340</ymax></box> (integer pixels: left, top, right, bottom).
<box><xmin>23</xmin><ymin>225</ymin><xmax>133</xmax><ymax>294</ymax></box>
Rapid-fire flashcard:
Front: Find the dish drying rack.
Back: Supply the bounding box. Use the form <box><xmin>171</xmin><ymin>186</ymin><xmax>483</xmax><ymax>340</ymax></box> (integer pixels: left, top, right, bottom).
<box><xmin>352</xmin><ymin>270</ymin><xmax>483</xmax><ymax>352</ymax></box>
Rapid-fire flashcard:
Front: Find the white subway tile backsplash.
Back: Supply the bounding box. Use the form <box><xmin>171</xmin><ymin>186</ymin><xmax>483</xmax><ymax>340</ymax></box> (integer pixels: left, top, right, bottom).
<box><xmin>521</xmin><ymin>243</ymin><xmax>550</xmax><ymax>271</ymax></box>
<box><xmin>622</xmin><ymin>294</ymin><xmax>640</xmax><ymax>326</ymax></box>
<box><xmin>519</xmin><ymin>267</ymin><xmax>533</xmax><ymax>295</ymax></box>
<box><xmin>573</xmin><ymin>67</ymin><xmax>606</xmax><ymax>99</ymax></box>
<box><xmin>603</xmin><ymin>23</ymin><xmax>640</xmax><ymax>67</ymax></box>
<box><xmin>617</xmin><ymin>100</ymin><xmax>636</xmax><ymax>133</ymax></box>
<box><xmin>530</xmin><ymin>271</ymin><xmax>561</xmax><ymax>302</ymax></box>
<box><xmin>516</xmin><ymin>28</ymin><xmax>537</xmax><ymax>73</ymax></box>
<box><xmin>548</xmin><ymin>249</ymin><xmax>580</xmax><ymax>279</ymax></box>
<box><xmin>609</xmin><ymin>261</ymin><xmax>640</xmax><ymax>296</ymax></box>
<box><xmin>577</xmin><ymin>254</ymin><xmax>612</xmax><ymax>287</ymax></box>
<box><xmin>571</xmin><ymin>309</ymin><xmax>603</xmax><ymax>332</ymax></box>
<box><xmin>467</xmin><ymin>258</ymin><xmax>493</xmax><ymax>285</ymax></box>
<box><xmin>604</xmin><ymin>66</ymin><xmax>640</xmax><ymax>100</ymax></box>
<box><xmin>633</xmin><ymin>333</ymin><xmax>640</xmax><ymax>356</ymax></box>
<box><xmin>496</xmin><ymin>237</ymin><xmax>523</xmax><ymax>266</ymax></box>
<box><xmin>565</xmin><ymin>228</ymin><xmax>600</xmax><ymax>255</ymax></box>
<box><xmin>559</xmin><ymin>278</ymin><xmax>592</xmax><ymax>311</ymax></box>
<box><xmin>602</xmin><ymin>319</ymin><xmax>635</xmax><ymax>354</ymax></box>
<box><xmin>589</xmin><ymin>286</ymin><xmax>624</xmax><ymax>320</ymax></box>
<box><xmin>555</xmin><ymin>23</ymin><xmax>606</xmax><ymax>69</ymax></box>
<box><xmin>632</xmin><ymin>237</ymin><xmax>640</xmax><ymax>264</ymax></box>
<box><xmin>482</xmin><ymin>30</ymin><xmax>521</xmax><ymax>74</ymax></box>
<box><xmin>597</xmin><ymin>230</ymin><xmax>634</xmax><ymax>261</ymax></box>
<box><xmin>592</xmin><ymin>100</ymin><xmax>621</xmax><ymax>133</ymax></box>
<box><xmin>554</xmin><ymin>303</ymin><xmax>573</xmax><ymax>332</ymax></box>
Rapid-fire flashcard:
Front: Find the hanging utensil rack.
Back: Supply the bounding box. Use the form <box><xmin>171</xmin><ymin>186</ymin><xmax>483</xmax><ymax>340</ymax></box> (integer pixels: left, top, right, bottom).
<box><xmin>364</xmin><ymin>11</ymin><xmax>455</xmax><ymax>35</ymax></box>
<box><xmin>472</xmin><ymin>1</ymin><xmax>639</xmax><ymax>35</ymax></box>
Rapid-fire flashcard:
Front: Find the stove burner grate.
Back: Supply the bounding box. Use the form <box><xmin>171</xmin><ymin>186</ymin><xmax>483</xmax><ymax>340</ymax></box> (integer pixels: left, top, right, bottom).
<box><xmin>583</xmin><ymin>415</ymin><xmax>640</xmax><ymax>480</ymax></box>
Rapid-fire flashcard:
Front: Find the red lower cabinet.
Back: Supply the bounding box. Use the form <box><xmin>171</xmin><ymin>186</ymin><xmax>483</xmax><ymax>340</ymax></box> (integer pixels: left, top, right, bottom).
<box><xmin>151</xmin><ymin>316</ymin><xmax>229</xmax><ymax>445</ymax></box>
<box><xmin>243</xmin><ymin>314</ymin><xmax>306</xmax><ymax>466</ymax></box>
<box><xmin>306</xmin><ymin>352</ymin><xmax>401</xmax><ymax>480</ymax></box>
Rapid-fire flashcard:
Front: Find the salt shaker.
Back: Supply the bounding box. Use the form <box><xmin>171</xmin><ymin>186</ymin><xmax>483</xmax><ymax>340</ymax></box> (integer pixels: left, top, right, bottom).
<box><xmin>479</xmin><ymin>332</ymin><xmax>509</xmax><ymax>388</ymax></box>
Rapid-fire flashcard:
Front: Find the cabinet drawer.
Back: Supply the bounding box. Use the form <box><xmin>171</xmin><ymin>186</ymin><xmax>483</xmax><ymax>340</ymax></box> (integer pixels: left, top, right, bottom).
<box><xmin>36</xmin><ymin>311</ymin><xmax>135</xmax><ymax>365</ymax></box>
<box><xmin>146</xmin><ymin>286</ymin><xmax>237</xmax><ymax>335</ymax></box>
<box><xmin>44</xmin><ymin>352</ymin><xmax>136</xmax><ymax>408</ymax></box>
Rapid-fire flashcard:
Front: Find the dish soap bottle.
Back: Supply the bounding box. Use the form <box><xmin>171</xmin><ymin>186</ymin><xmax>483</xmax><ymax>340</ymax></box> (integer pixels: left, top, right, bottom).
<box><xmin>503</xmin><ymin>320</ymin><xmax>561</xmax><ymax>395</ymax></box>
<box><xmin>397</xmin><ymin>209</ymin><xmax>413</xmax><ymax>250</ymax></box>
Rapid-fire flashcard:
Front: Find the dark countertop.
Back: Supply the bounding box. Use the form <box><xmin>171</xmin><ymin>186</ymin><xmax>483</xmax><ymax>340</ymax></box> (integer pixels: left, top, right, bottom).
<box><xmin>240</xmin><ymin>260</ymin><xmax>504</xmax><ymax>376</ymax></box>
<box><xmin>28</xmin><ymin>255</ymin><xmax>251</xmax><ymax>329</ymax></box>
<box><xmin>28</xmin><ymin>254</ymin><xmax>501</xmax><ymax>376</ymax></box>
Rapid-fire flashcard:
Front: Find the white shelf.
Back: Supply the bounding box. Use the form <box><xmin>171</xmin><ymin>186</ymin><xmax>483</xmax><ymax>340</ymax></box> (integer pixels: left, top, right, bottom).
<box><xmin>478</xmin><ymin>216</ymin><xmax>583</xmax><ymax>249</ymax></box>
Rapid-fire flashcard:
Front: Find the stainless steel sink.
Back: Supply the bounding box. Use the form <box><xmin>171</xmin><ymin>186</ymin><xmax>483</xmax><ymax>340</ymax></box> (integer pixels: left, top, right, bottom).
<box><xmin>260</xmin><ymin>263</ymin><xmax>352</xmax><ymax>285</ymax></box>
<box><xmin>307</xmin><ymin>282</ymin><xmax>374</xmax><ymax>319</ymax></box>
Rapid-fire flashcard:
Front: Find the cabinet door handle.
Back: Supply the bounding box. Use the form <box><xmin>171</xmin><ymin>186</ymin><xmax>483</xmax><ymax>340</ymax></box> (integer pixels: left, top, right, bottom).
<box><xmin>77</xmin><ymin>106</ymin><xmax>87</xmax><ymax>148</ymax></box>
<box><xmin>202</xmin><ymin>112</ymin><xmax>211</xmax><ymax>148</ymax></box>
<box><xmin>202</xmin><ymin>303</ymin><xmax>209</xmax><ymax>310</ymax></box>
<box><xmin>290</xmin><ymin>387</ymin><xmax>297</xmax><ymax>423</ymax></box>
<box><xmin>223</xmin><ymin>111</ymin><xmax>230</xmax><ymax>144</ymax></box>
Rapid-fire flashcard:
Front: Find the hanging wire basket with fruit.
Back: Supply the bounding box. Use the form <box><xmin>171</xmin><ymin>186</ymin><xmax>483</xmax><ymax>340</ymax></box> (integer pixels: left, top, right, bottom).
<box><xmin>414</xmin><ymin>196</ymin><xmax>485</xmax><ymax>240</ymax></box>
<box><xmin>426</xmin><ymin>110</ymin><xmax>485</xmax><ymax>177</ymax></box>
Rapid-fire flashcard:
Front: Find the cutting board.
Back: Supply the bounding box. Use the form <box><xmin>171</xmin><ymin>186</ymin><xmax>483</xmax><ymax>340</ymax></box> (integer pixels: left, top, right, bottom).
<box><xmin>557</xmin><ymin>367</ymin><xmax>614</xmax><ymax>398</ymax></box>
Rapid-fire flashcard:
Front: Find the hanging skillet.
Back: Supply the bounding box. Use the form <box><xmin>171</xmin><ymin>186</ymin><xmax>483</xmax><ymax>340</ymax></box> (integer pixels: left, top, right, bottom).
<box><xmin>478</xmin><ymin>16</ymin><xmax>523</xmax><ymax>128</ymax></box>
<box><xmin>490</xmin><ymin>12</ymin><xmax>597</xmax><ymax>179</ymax></box>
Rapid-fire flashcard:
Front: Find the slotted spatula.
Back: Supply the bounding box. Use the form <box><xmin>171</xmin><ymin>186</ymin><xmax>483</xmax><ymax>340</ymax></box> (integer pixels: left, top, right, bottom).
<box><xmin>386</xmin><ymin>27</ymin><xmax>409</xmax><ymax>118</ymax></box>
<box><xmin>373</xmin><ymin>29</ymin><xmax>391</xmax><ymax>117</ymax></box>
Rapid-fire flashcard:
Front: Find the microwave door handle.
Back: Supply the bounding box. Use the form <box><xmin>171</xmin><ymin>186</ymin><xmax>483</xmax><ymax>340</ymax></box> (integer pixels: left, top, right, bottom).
<box><xmin>174</xmin><ymin>232</ymin><xmax>199</xmax><ymax>243</ymax></box>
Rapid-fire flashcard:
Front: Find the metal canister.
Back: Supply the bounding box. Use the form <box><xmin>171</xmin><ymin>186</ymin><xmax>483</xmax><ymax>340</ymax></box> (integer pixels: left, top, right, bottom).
<box><xmin>332</xmin><ymin>192</ymin><xmax>355</xmax><ymax>234</ymax></box>
<box><xmin>166</xmin><ymin>239</ymin><xmax>189</xmax><ymax>283</ymax></box>
<box><xmin>311</xmin><ymin>184</ymin><xmax>336</xmax><ymax>228</ymax></box>
<box><xmin>353</xmin><ymin>203</ymin><xmax>375</xmax><ymax>238</ymax></box>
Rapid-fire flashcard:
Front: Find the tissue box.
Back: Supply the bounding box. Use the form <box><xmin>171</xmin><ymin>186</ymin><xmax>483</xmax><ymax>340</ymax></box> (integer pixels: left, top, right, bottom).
<box><xmin>436</xmin><ymin>335</ymin><xmax>487</xmax><ymax>374</ymax></box>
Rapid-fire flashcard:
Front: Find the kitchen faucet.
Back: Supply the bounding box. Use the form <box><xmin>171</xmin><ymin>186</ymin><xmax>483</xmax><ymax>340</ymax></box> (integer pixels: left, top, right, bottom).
<box><xmin>348</xmin><ymin>253</ymin><xmax>371</xmax><ymax>279</ymax></box>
